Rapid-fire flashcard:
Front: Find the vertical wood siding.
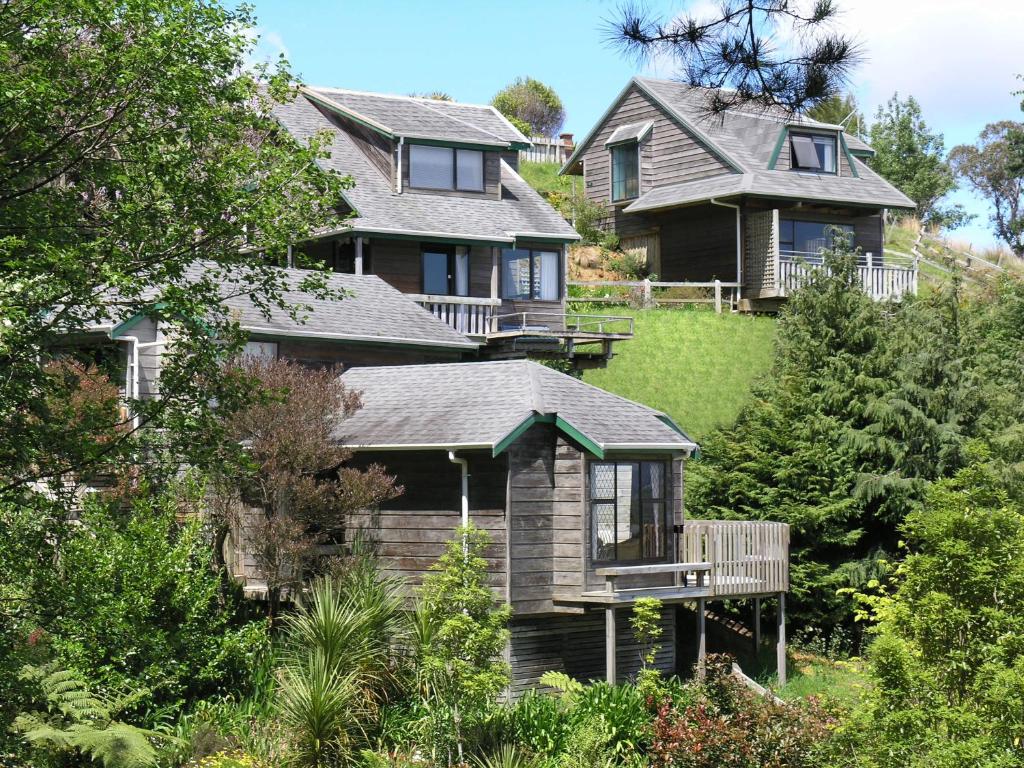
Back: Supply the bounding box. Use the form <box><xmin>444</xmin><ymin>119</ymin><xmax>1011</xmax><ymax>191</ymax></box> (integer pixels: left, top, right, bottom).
<box><xmin>507</xmin><ymin>424</ymin><xmax>585</xmax><ymax>615</ymax></box>
<box><xmin>578</xmin><ymin>85</ymin><xmax>732</xmax><ymax>230</ymax></box>
<box><xmin>509</xmin><ymin>608</ymin><xmax>677</xmax><ymax>695</ymax></box>
<box><xmin>657</xmin><ymin>204</ymin><xmax>738</xmax><ymax>281</ymax></box>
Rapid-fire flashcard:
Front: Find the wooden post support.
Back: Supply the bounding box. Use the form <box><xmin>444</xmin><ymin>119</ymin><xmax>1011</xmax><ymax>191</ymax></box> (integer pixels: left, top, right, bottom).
<box><xmin>697</xmin><ymin>597</ymin><xmax>707</xmax><ymax>679</ymax></box>
<box><xmin>714</xmin><ymin>280</ymin><xmax>722</xmax><ymax>313</ymax></box>
<box><xmin>776</xmin><ymin>593</ymin><xmax>787</xmax><ymax>687</ymax></box>
<box><xmin>753</xmin><ymin>597</ymin><xmax>761</xmax><ymax>653</ymax></box>
<box><xmin>642</xmin><ymin>278</ymin><xmax>652</xmax><ymax>308</ymax></box>
<box><xmin>354</xmin><ymin>236</ymin><xmax>364</xmax><ymax>275</ymax></box>
<box><xmin>605</xmin><ymin>606</ymin><xmax>617</xmax><ymax>684</ymax></box>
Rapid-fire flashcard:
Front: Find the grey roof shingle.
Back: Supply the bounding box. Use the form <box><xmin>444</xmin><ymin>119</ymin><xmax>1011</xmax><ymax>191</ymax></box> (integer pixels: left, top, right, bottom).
<box><xmin>273</xmin><ymin>93</ymin><xmax>579</xmax><ymax>243</ymax></box>
<box><xmin>100</xmin><ymin>263</ymin><xmax>477</xmax><ymax>350</ymax></box>
<box><xmin>305</xmin><ymin>87</ymin><xmax>528</xmax><ymax>146</ymax></box>
<box><xmin>335</xmin><ymin>360</ymin><xmax>696</xmax><ymax>454</ymax></box>
<box><xmin>564</xmin><ymin>77</ymin><xmax>910</xmax><ymax>212</ymax></box>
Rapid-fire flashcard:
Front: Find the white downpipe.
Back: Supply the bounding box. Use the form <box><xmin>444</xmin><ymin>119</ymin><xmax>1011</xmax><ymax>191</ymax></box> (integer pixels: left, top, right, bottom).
<box><xmin>120</xmin><ymin>336</ymin><xmax>140</xmax><ymax>429</ymax></box>
<box><xmin>448</xmin><ymin>451</ymin><xmax>469</xmax><ymax>529</ymax></box>
<box><xmin>448</xmin><ymin>451</ymin><xmax>470</xmax><ymax>556</ymax></box>
<box><xmin>710</xmin><ymin>198</ymin><xmax>743</xmax><ymax>298</ymax></box>
<box><xmin>397</xmin><ymin>136</ymin><xmax>404</xmax><ymax>193</ymax></box>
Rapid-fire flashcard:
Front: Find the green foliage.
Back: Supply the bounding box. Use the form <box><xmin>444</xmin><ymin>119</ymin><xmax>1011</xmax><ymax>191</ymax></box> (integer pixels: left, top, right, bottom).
<box><xmin>469</xmin><ymin>743</ymin><xmax>540</xmax><ymax>768</ymax></box>
<box><xmin>688</xmin><ymin>246</ymin><xmax>1024</xmax><ymax>639</ymax></box>
<box><xmin>276</xmin><ymin>560</ymin><xmax>408</xmax><ymax>767</ymax></box>
<box><xmin>830</xmin><ymin>459</ymin><xmax>1024</xmax><ymax>766</ymax></box>
<box><xmin>13</xmin><ymin>663</ymin><xmax>166</xmax><ymax>768</ymax></box>
<box><xmin>582</xmin><ymin>309</ymin><xmax>777</xmax><ymax>441</ymax></box>
<box><xmin>0</xmin><ymin>0</ymin><xmax>349</xmax><ymax>505</ymax></box>
<box><xmin>0</xmin><ymin>479</ymin><xmax>268</xmax><ymax>744</ymax></box>
<box><xmin>950</xmin><ymin>120</ymin><xmax>1024</xmax><ymax>257</ymax></box>
<box><xmin>869</xmin><ymin>93</ymin><xmax>967</xmax><ymax>229</ymax></box>
<box><xmin>807</xmin><ymin>93</ymin><xmax>866</xmax><ymax>136</ymax></box>
<box><xmin>491</xmin><ymin>78</ymin><xmax>565</xmax><ymax>137</ymax></box>
<box><xmin>416</xmin><ymin>525</ymin><xmax>512</xmax><ymax>763</ymax></box>
<box><xmin>649</xmin><ymin>656</ymin><xmax>838</xmax><ymax>768</ymax></box>
<box><xmin>603</xmin><ymin>249</ymin><xmax>651</xmax><ymax>280</ymax></box>
<box><xmin>630</xmin><ymin>598</ymin><xmax>665</xmax><ymax>701</ymax></box>
<box><xmin>516</xmin><ymin>162</ymin><xmax>607</xmax><ymax>245</ymax></box>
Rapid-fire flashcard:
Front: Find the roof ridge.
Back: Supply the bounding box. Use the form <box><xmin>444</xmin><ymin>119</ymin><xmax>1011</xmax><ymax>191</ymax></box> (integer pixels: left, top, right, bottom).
<box><xmin>307</xmin><ymin>85</ymin><xmax>499</xmax><ymax>113</ymax></box>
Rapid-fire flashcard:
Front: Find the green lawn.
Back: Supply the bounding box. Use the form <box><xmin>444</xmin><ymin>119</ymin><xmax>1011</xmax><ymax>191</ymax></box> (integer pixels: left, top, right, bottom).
<box><xmin>777</xmin><ymin>653</ymin><xmax>870</xmax><ymax>709</ymax></box>
<box><xmin>518</xmin><ymin>160</ymin><xmax>573</xmax><ymax>199</ymax></box>
<box><xmin>582</xmin><ymin>308</ymin><xmax>777</xmax><ymax>441</ymax></box>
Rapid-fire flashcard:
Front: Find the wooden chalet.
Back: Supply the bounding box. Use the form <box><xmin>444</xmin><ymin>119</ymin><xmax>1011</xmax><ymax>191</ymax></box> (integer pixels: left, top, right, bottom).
<box><xmin>561</xmin><ymin>77</ymin><xmax>918</xmax><ymax>310</ymax></box>
<box><xmin>272</xmin><ymin>87</ymin><xmax>632</xmax><ymax>366</ymax></box>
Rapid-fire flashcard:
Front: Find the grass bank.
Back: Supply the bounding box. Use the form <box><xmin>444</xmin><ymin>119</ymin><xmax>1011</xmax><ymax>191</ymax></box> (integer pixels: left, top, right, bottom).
<box><xmin>581</xmin><ymin>307</ymin><xmax>776</xmax><ymax>441</ymax></box>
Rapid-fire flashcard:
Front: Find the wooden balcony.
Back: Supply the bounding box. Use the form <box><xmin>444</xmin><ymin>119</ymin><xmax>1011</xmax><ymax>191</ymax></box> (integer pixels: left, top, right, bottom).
<box><xmin>575</xmin><ymin>520</ymin><xmax>790</xmax><ymax>605</ymax></box>
<box><xmin>409</xmin><ymin>294</ymin><xmax>502</xmax><ymax>337</ymax></box>
<box><xmin>778</xmin><ymin>250</ymin><xmax>917</xmax><ymax>300</ymax></box>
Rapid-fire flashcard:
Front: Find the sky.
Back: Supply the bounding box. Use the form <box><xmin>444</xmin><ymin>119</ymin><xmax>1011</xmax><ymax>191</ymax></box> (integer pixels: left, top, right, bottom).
<box><xmin>247</xmin><ymin>0</ymin><xmax>1024</xmax><ymax>250</ymax></box>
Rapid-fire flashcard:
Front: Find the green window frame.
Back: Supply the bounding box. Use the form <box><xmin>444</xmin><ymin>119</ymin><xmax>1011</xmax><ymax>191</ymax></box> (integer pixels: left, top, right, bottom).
<box><xmin>610</xmin><ymin>142</ymin><xmax>640</xmax><ymax>202</ymax></box>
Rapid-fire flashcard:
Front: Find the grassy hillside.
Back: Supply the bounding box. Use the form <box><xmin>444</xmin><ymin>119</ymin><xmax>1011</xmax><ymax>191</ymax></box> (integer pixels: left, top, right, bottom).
<box><xmin>517</xmin><ymin>160</ymin><xmax>572</xmax><ymax>198</ymax></box>
<box><xmin>582</xmin><ymin>308</ymin><xmax>776</xmax><ymax>441</ymax></box>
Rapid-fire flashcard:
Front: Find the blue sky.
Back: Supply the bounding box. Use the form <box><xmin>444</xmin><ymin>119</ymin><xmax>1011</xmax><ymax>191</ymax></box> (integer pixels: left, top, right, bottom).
<box><xmin>248</xmin><ymin>0</ymin><xmax>1023</xmax><ymax>250</ymax></box>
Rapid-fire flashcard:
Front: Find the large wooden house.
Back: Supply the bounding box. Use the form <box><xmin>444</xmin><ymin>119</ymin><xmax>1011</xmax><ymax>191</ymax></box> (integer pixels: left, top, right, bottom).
<box><xmin>272</xmin><ymin>87</ymin><xmax>632</xmax><ymax>365</ymax></box>
<box><xmin>561</xmin><ymin>77</ymin><xmax>917</xmax><ymax>309</ymax></box>
<box><xmin>74</xmin><ymin>87</ymin><xmax>793</xmax><ymax>693</ymax></box>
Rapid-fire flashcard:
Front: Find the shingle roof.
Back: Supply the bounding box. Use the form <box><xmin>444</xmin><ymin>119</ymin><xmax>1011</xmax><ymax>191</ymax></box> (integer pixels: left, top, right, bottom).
<box><xmin>564</xmin><ymin>77</ymin><xmax>910</xmax><ymax>211</ymax></box>
<box><xmin>335</xmin><ymin>360</ymin><xmax>697</xmax><ymax>456</ymax></box>
<box><xmin>273</xmin><ymin>93</ymin><xmax>579</xmax><ymax>243</ymax></box>
<box><xmin>304</xmin><ymin>87</ymin><xmax>528</xmax><ymax>147</ymax></box>
<box><xmin>105</xmin><ymin>264</ymin><xmax>477</xmax><ymax>351</ymax></box>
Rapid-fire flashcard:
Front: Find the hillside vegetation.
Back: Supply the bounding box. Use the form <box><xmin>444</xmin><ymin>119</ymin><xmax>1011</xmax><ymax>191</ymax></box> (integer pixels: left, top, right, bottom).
<box><xmin>582</xmin><ymin>308</ymin><xmax>777</xmax><ymax>441</ymax></box>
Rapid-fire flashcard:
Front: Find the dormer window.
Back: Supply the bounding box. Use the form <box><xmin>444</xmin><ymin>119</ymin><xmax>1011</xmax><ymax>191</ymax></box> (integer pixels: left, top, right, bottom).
<box><xmin>610</xmin><ymin>143</ymin><xmax>639</xmax><ymax>202</ymax></box>
<box><xmin>409</xmin><ymin>144</ymin><xmax>485</xmax><ymax>191</ymax></box>
<box><xmin>790</xmin><ymin>132</ymin><xmax>837</xmax><ymax>173</ymax></box>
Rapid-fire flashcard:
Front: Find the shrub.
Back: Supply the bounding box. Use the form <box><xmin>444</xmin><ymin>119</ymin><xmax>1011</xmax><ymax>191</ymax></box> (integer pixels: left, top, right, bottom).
<box><xmin>603</xmin><ymin>249</ymin><xmax>649</xmax><ymax>280</ymax></box>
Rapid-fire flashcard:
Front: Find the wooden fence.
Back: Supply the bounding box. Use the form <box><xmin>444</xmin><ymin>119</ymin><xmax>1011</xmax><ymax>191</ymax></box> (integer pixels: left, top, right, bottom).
<box><xmin>520</xmin><ymin>136</ymin><xmax>573</xmax><ymax>165</ymax></box>
<box><xmin>680</xmin><ymin>520</ymin><xmax>790</xmax><ymax>597</ymax></box>
<box><xmin>568</xmin><ymin>279</ymin><xmax>741</xmax><ymax>313</ymax></box>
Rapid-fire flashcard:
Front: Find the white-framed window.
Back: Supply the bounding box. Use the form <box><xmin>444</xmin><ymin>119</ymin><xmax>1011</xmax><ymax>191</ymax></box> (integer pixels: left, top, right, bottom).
<box><xmin>590</xmin><ymin>460</ymin><xmax>668</xmax><ymax>563</ymax></box>
<box><xmin>790</xmin><ymin>132</ymin><xmax>837</xmax><ymax>173</ymax></box>
<box><xmin>243</xmin><ymin>341</ymin><xmax>278</xmax><ymax>361</ymax></box>
<box><xmin>501</xmin><ymin>248</ymin><xmax>560</xmax><ymax>300</ymax></box>
<box><xmin>409</xmin><ymin>145</ymin><xmax>485</xmax><ymax>191</ymax></box>
<box><xmin>610</xmin><ymin>142</ymin><xmax>640</xmax><ymax>201</ymax></box>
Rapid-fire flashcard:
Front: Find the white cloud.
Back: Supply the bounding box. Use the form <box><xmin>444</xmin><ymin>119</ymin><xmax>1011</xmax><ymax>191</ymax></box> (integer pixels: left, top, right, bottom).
<box><xmin>241</xmin><ymin>27</ymin><xmax>290</xmax><ymax>71</ymax></box>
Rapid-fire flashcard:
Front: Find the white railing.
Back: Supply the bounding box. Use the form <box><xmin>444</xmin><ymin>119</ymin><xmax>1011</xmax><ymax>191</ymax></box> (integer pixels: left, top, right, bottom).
<box><xmin>487</xmin><ymin>311</ymin><xmax>634</xmax><ymax>338</ymax></box>
<box><xmin>778</xmin><ymin>251</ymin><xmax>917</xmax><ymax>300</ymax></box>
<box><xmin>568</xmin><ymin>279</ymin><xmax>742</xmax><ymax>313</ymax></box>
<box><xmin>680</xmin><ymin>520</ymin><xmax>790</xmax><ymax>597</ymax></box>
<box><xmin>519</xmin><ymin>136</ymin><xmax>573</xmax><ymax>165</ymax></box>
<box><xmin>408</xmin><ymin>294</ymin><xmax>501</xmax><ymax>337</ymax></box>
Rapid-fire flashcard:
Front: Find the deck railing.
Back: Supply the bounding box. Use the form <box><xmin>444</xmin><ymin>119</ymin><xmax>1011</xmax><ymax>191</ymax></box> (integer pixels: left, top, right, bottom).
<box><xmin>409</xmin><ymin>294</ymin><xmax>501</xmax><ymax>337</ymax></box>
<box><xmin>778</xmin><ymin>251</ymin><xmax>917</xmax><ymax>300</ymax></box>
<box><xmin>568</xmin><ymin>279</ymin><xmax>741</xmax><ymax>312</ymax></box>
<box><xmin>487</xmin><ymin>311</ymin><xmax>634</xmax><ymax>338</ymax></box>
<box><xmin>680</xmin><ymin>520</ymin><xmax>790</xmax><ymax>597</ymax></box>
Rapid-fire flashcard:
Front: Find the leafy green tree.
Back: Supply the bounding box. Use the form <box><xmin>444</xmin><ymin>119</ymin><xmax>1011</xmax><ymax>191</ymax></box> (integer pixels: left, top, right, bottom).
<box><xmin>869</xmin><ymin>94</ymin><xmax>967</xmax><ymax>228</ymax></box>
<box><xmin>0</xmin><ymin>478</ymin><xmax>268</xmax><ymax>744</ymax></box>
<box><xmin>807</xmin><ymin>93</ymin><xmax>865</xmax><ymax>136</ymax></box>
<box><xmin>491</xmin><ymin>77</ymin><xmax>565</xmax><ymax>137</ymax></box>
<box><xmin>950</xmin><ymin>121</ymin><xmax>1024</xmax><ymax>256</ymax></box>
<box><xmin>417</xmin><ymin>525</ymin><xmax>512</xmax><ymax>764</ymax></box>
<box><xmin>836</xmin><ymin>456</ymin><xmax>1024</xmax><ymax>766</ymax></box>
<box><xmin>0</xmin><ymin>0</ymin><xmax>348</xmax><ymax>500</ymax></box>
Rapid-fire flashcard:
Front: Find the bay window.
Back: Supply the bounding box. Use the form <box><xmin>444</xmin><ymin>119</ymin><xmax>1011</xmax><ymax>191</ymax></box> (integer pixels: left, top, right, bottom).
<box><xmin>610</xmin><ymin>142</ymin><xmax>640</xmax><ymax>202</ymax></box>
<box><xmin>591</xmin><ymin>460</ymin><xmax>668</xmax><ymax>563</ymax></box>
<box><xmin>501</xmin><ymin>248</ymin><xmax>560</xmax><ymax>300</ymax></box>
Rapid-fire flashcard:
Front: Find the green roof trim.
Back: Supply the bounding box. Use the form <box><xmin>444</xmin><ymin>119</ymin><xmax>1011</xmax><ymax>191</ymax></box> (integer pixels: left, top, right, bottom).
<box><xmin>839</xmin><ymin>133</ymin><xmax>859</xmax><ymax>178</ymax></box>
<box><xmin>767</xmin><ymin>126</ymin><xmax>789</xmax><ymax>170</ymax></box>
<box><xmin>406</xmin><ymin>137</ymin><xmax>511</xmax><ymax>151</ymax></box>
<box><xmin>303</xmin><ymin>90</ymin><xmax>396</xmax><ymax>140</ymax></box>
<box><xmin>348</xmin><ymin>229</ymin><xmax>512</xmax><ymax>248</ymax></box>
<box><xmin>110</xmin><ymin>302</ymin><xmax>166</xmax><ymax>339</ymax></box>
<box><xmin>657</xmin><ymin>415</ymin><xmax>700</xmax><ymax>458</ymax></box>
<box><xmin>492</xmin><ymin>412</ymin><xmax>606</xmax><ymax>458</ymax></box>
